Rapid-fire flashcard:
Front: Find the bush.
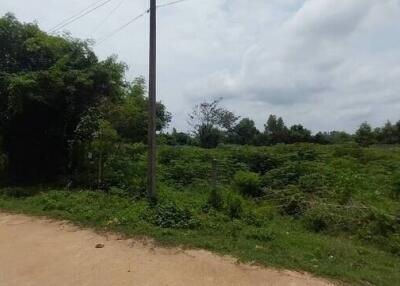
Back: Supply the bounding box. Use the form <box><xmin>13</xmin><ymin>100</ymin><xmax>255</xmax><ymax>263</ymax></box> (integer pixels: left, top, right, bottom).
<box><xmin>303</xmin><ymin>208</ymin><xmax>331</xmax><ymax>232</ymax></box>
<box><xmin>298</xmin><ymin>173</ymin><xmax>327</xmax><ymax>193</ymax></box>
<box><xmin>276</xmin><ymin>186</ymin><xmax>308</xmax><ymax>217</ymax></box>
<box><xmin>333</xmin><ymin>143</ymin><xmax>364</xmax><ymax>159</ymax></box>
<box><xmin>242</xmin><ymin>211</ymin><xmax>263</xmax><ymax>227</ymax></box>
<box><xmin>262</xmin><ymin>162</ymin><xmax>303</xmax><ymax>189</ymax></box>
<box><xmin>198</xmin><ymin>124</ymin><xmax>222</xmax><ymax>149</ymax></box>
<box><xmin>0</xmin><ymin>187</ymin><xmax>39</xmax><ymax>198</ymax></box>
<box><xmin>392</xmin><ymin>174</ymin><xmax>400</xmax><ymax>200</ymax></box>
<box><xmin>228</xmin><ymin>148</ymin><xmax>281</xmax><ymax>173</ymax></box>
<box><xmin>227</xmin><ymin>195</ymin><xmax>243</xmax><ymax>219</ymax></box>
<box><xmin>233</xmin><ymin>171</ymin><xmax>262</xmax><ymax>197</ymax></box>
<box><xmin>207</xmin><ymin>187</ymin><xmax>224</xmax><ymax>210</ymax></box>
<box><xmin>295</xmin><ymin>148</ymin><xmax>318</xmax><ymax>161</ymax></box>
<box><xmin>148</xmin><ymin>202</ymin><xmax>197</xmax><ymax>229</ymax></box>
<box><xmin>245</xmin><ymin>228</ymin><xmax>275</xmax><ymax>242</ymax></box>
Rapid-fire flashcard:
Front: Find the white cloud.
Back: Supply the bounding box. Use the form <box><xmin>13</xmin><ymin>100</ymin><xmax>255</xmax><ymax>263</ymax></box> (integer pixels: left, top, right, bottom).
<box><xmin>1</xmin><ymin>0</ymin><xmax>400</xmax><ymax>132</ymax></box>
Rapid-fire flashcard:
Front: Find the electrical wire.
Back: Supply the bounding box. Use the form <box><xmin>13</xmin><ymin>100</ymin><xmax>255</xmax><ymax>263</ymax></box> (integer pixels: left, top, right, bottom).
<box><xmin>94</xmin><ymin>0</ymin><xmax>193</xmax><ymax>45</ymax></box>
<box><xmin>157</xmin><ymin>0</ymin><xmax>192</xmax><ymax>9</ymax></box>
<box><xmin>50</xmin><ymin>0</ymin><xmax>113</xmax><ymax>33</ymax></box>
<box><xmin>91</xmin><ymin>0</ymin><xmax>125</xmax><ymax>34</ymax></box>
<box><xmin>95</xmin><ymin>9</ymin><xmax>149</xmax><ymax>46</ymax></box>
<box><xmin>48</xmin><ymin>0</ymin><xmax>107</xmax><ymax>32</ymax></box>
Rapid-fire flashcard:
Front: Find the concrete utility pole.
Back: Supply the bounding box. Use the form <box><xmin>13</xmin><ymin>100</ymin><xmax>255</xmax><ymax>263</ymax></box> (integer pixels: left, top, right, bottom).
<box><xmin>147</xmin><ymin>0</ymin><xmax>157</xmax><ymax>199</ymax></box>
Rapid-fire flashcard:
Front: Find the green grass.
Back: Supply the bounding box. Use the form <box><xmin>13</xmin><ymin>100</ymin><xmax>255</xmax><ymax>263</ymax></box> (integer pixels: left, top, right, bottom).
<box><xmin>0</xmin><ymin>186</ymin><xmax>399</xmax><ymax>286</ymax></box>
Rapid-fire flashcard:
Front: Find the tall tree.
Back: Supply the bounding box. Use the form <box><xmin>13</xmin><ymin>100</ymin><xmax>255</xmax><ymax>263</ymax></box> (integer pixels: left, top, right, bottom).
<box><xmin>287</xmin><ymin>124</ymin><xmax>312</xmax><ymax>143</ymax></box>
<box><xmin>230</xmin><ymin>118</ymin><xmax>259</xmax><ymax>145</ymax></box>
<box><xmin>355</xmin><ymin>122</ymin><xmax>375</xmax><ymax>147</ymax></box>
<box><xmin>0</xmin><ymin>14</ymin><xmax>126</xmax><ymax>183</ymax></box>
<box><xmin>188</xmin><ymin>98</ymin><xmax>239</xmax><ymax>148</ymax></box>
<box><xmin>264</xmin><ymin>115</ymin><xmax>288</xmax><ymax>145</ymax></box>
<box><xmin>103</xmin><ymin>77</ymin><xmax>171</xmax><ymax>143</ymax></box>
<box><xmin>375</xmin><ymin>121</ymin><xmax>399</xmax><ymax>144</ymax></box>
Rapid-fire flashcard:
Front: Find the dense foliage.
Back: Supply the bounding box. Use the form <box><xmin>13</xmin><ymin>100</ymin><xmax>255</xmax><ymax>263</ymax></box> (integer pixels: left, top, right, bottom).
<box><xmin>1</xmin><ymin>143</ymin><xmax>400</xmax><ymax>285</ymax></box>
<box><xmin>0</xmin><ymin>14</ymin><xmax>169</xmax><ymax>184</ymax></box>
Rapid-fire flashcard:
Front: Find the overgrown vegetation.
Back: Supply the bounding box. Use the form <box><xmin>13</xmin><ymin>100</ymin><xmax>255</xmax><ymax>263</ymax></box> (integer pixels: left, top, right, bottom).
<box><xmin>1</xmin><ymin>144</ymin><xmax>400</xmax><ymax>285</ymax></box>
<box><xmin>1</xmin><ymin>15</ymin><xmax>400</xmax><ymax>286</ymax></box>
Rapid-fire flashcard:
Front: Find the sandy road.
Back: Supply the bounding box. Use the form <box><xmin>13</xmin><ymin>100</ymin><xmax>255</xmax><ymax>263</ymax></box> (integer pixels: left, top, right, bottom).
<box><xmin>0</xmin><ymin>213</ymin><xmax>336</xmax><ymax>286</ymax></box>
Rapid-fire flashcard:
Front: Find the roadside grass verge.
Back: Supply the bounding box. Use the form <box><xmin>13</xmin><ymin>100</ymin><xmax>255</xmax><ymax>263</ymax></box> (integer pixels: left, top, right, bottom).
<box><xmin>1</xmin><ymin>186</ymin><xmax>399</xmax><ymax>286</ymax></box>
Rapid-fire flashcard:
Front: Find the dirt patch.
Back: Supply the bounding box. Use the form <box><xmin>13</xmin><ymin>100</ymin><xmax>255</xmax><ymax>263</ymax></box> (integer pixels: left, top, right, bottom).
<box><xmin>0</xmin><ymin>213</ymin><xmax>336</xmax><ymax>286</ymax></box>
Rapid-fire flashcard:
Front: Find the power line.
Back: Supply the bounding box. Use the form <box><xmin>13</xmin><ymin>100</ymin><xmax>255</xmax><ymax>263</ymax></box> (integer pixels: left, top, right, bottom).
<box><xmin>50</xmin><ymin>0</ymin><xmax>113</xmax><ymax>33</ymax></box>
<box><xmin>157</xmin><ymin>0</ymin><xmax>192</xmax><ymax>8</ymax></box>
<box><xmin>94</xmin><ymin>0</ymin><xmax>193</xmax><ymax>45</ymax></box>
<box><xmin>49</xmin><ymin>0</ymin><xmax>106</xmax><ymax>32</ymax></box>
<box><xmin>91</xmin><ymin>0</ymin><xmax>125</xmax><ymax>34</ymax></box>
<box><xmin>95</xmin><ymin>9</ymin><xmax>149</xmax><ymax>46</ymax></box>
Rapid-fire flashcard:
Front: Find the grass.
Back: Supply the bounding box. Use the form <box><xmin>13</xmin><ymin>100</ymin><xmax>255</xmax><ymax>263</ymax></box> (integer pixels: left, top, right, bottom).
<box><xmin>0</xmin><ymin>186</ymin><xmax>399</xmax><ymax>286</ymax></box>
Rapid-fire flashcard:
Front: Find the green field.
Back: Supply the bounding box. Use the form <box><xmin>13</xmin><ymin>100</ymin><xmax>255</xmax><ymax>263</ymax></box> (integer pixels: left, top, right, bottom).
<box><xmin>1</xmin><ymin>143</ymin><xmax>399</xmax><ymax>286</ymax></box>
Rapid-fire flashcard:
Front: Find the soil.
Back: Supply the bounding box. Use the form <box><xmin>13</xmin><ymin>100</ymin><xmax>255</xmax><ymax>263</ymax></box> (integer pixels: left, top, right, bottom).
<box><xmin>0</xmin><ymin>213</ymin><xmax>336</xmax><ymax>286</ymax></box>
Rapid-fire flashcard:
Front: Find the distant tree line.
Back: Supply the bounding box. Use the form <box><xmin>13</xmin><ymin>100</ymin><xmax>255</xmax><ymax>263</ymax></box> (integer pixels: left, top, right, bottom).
<box><xmin>161</xmin><ymin>98</ymin><xmax>400</xmax><ymax>149</ymax></box>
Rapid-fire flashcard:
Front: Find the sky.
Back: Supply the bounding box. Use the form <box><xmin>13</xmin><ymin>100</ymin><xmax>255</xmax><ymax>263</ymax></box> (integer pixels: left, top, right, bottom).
<box><xmin>1</xmin><ymin>0</ymin><xmax>400</xmax><ymax>133</ymax></box>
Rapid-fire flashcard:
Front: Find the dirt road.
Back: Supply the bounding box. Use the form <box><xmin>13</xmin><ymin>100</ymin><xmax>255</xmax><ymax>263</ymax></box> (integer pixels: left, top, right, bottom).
<box><xmin>0</xmin><ymin>213</ymin><xmax>335</xmax><ymax>286</ymax></box>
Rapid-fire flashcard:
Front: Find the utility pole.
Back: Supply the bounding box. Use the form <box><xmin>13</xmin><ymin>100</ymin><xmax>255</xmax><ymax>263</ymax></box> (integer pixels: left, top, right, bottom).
<box><xmin>147</xmin><ymin>0</ymin><xmax>157</xmax><ymax>200</ymax></box>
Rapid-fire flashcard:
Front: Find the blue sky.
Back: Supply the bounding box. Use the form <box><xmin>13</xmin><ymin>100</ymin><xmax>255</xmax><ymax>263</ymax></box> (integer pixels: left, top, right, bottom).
<box><xmin>1</xmin><ymin>0</ymin><xmax>400</xmax><ymax>132</ymax></box>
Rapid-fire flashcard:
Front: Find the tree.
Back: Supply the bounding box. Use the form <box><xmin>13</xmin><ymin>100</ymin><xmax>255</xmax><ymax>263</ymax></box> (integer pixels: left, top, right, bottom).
<box><xmin>287</xmin><ymin>124</ymin><xmax>312</xmax><ymax>143</ymax></box>
<box><xmin>104</xmin><ymin>77</ymin><xmax>171</xmax><ymax>143</ymax></box>
<box><xmin>188</xmin><ymin>98</ymin><xmax>239</xmax><ymax>148</ymax></box>
<box><xmin>355</xmin><ymin>122</ymin><xmax>375</xmax><ymax>147</ymax></box>
<box><xmin>91</xmin><ymin>120</ymin><xmax>119</xmax><ymax>187</ymax></box>
<box><xmin>313</xmin><ymin>132</ymin><xmax>330</xmax><ymax>145</ymax></box>
<box><xmin>230</xmin><ymin>118</ymin><xmax>259</xmax><ymax>145</ymax></box>
<box><xmin>198</xmin><ymin>124</ymin><xmax>222</xmax><ymax>149</ymax></box>
<box><xmin>188</xmin><ymin>98</ymin><xmax>239</xmax><ymax>133</ymax></box>
<box><xmin>166</xmin><ymin>128</ymin><xmax>194</xmax><ymax>146</ymax></box>
<box><xmin>375</xmin><ymin>121</ymin><xmax>399</xmax><ymax>144</ymax></box>
<box><xmin>0</xmin><ymin>14</ymin><xmax>126</xmax><ymax>183</ymax></box>
<box><xmin>263</xmin><ymin>115</ymin><xmax>288</xmax><ymax>145</ymax></box>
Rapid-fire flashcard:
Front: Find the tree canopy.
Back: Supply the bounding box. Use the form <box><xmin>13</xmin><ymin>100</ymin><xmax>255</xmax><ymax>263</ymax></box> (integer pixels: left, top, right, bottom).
<box><xmin>0</xmin><ymin>14</ymin><xmax>169</xmax><ymax>183</ymax></box>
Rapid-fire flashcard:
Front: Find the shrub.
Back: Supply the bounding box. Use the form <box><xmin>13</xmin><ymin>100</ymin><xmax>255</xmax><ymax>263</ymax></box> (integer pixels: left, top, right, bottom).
<box><xmin>40</xmin><ymin>191</ymin><xmax>70</xmax><ymax>211</ymax></box>
<box><xmin>229</xmin><ymin>148</ymin><xmax>281</xmax><ymax>173</ymax></box>
<box><xmin>198</xmin><ymin>124</ymin><xmax>222</xmax><ymax>149</ymax></box>
<box><xmin>227</xmin><ymin>195</ymin><xmax>243</xmax><ymax>219</ymax></box>
<box><xmin>303</xmin><ymin>208</ymin><xmax>331</xmax><ymax>233</ymax></box>
<box><xmin>365</xmin><ymin>211</ymin><xmax>398</xmax><ymax>237</ymax></box>
<box><xmin>295</xmin><ymin>148</ymin><xmax>318</xmax><ymax>161</ymax></box>
<box><xmin>392</xmin><ymin>174</ymin><xmax>400</xmax><ymax>200</ymax></box>
<box><xmin>148</xmin><ymin>202</ymin><xmax>197</xmax><ymax>229</ymax></box>
<box><xmin>245</xmin><ymin>228</ymin><xmax>275</xmax><ymax>242</ymax></box>
<box><xmin>225</xmin><ymin>220</ymin><xmax>243</xmax><ymax>239</ymax></box>
<box><xmin>233</xmin><ymin>171</ymin><xmax>262</xmax><ymax>197</ymax></box>
<box><xmin>298</xmin><ymin>173</ymin><xmax>327</xmax><ymax>193</ymax></box>
<box><xmin>262</xmin><ymin>162</ymin><xmax>303</xmax><ymax>189</ymax></box>
<box><xmin>162</xmin><ymin>159</ymin><xmax>211</xmax><ymax>186</ymax></box>
<box><xmin>207</xmin><ymin>187</ymin><xmax>224</xmax><ymax>210</ymax></box>
<box><xmin>276</xmin><ymin>186</ymin><xmax>308</xmax><ymax>217</ymax></box>
<box><xmin>242</xmin><ymin>211</ymin><xmax>263</xmax><ymax>227</ymax></box>
<box><xmin>252</xmin><ymin>205</ymin><xmax>276</xmax><ymax>221</ymax></box>
<box><xmin>333</xmin><ymin>143</ymin><xmax>364</xmax><ymax>159</ymax></box>
<box><xmin>0</xmin><ymin>187</ymin><xmax>39</xmax><ymax>198</ymax></box>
